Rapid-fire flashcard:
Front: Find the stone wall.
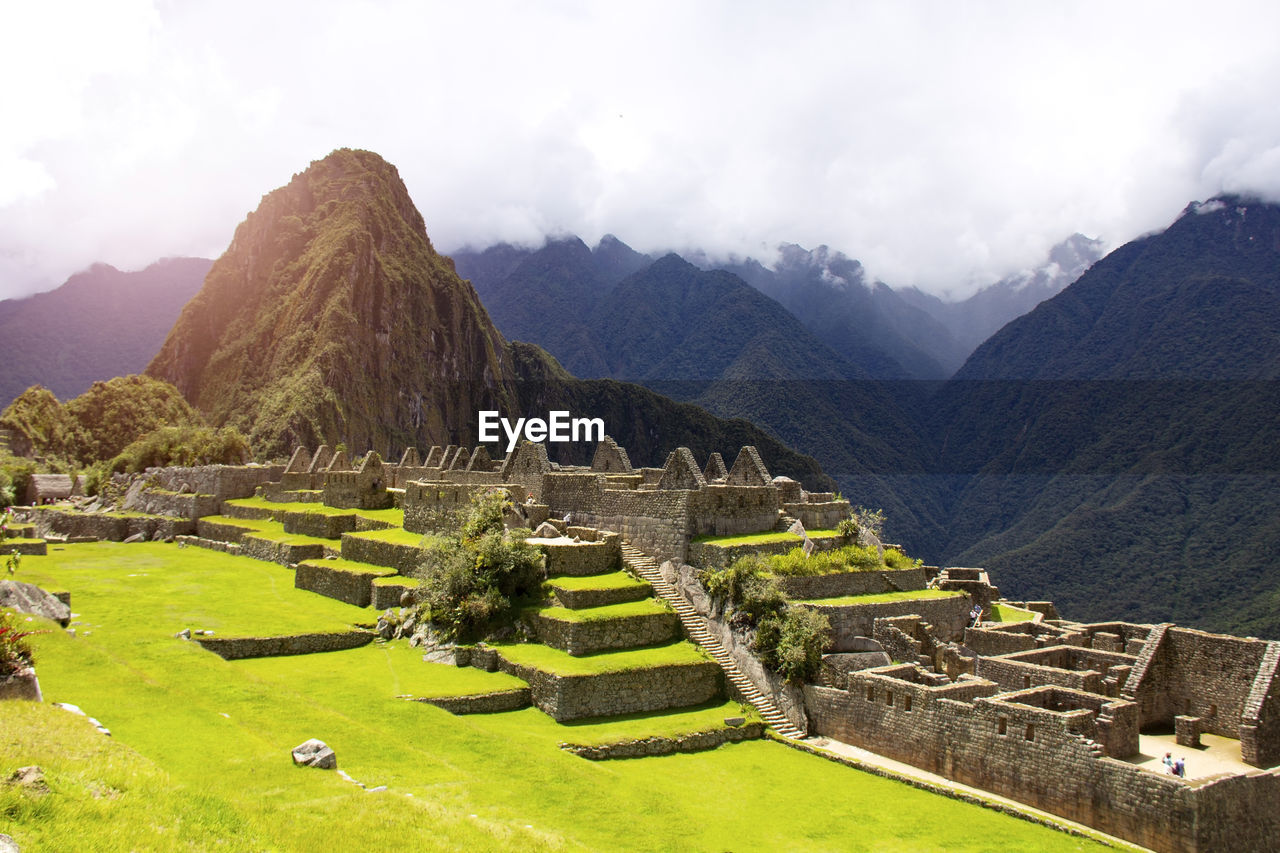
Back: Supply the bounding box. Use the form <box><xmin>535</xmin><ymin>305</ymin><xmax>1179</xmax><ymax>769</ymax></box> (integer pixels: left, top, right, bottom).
<box><xmin>801</xmin><ymin>594</ymin><xmax>971</xmax><ymax>651</ymax></box>
<box><xmin>561</xmin><ymin>722</ymin><xmax>765</xmax><ymax>759</ymax></box>
<box><xmin>1241</xmin><ymin>642</ymin><xmax>1280</xmax><ymax>767</ymax></box>
<box><xmin>403</xmin><ymin>481</ymin><xmax>521</xmax><ymax>534</ymax></box>
<box><xmin>34</xmin><ymin>509</ymin><xmax>193</xmax><ymax>541</ymax></box>
<box><xmin>130</xmin><ymin>489</ymin><xmax>222</xmax><ymax>519</ymax></box>
<box><xmin>802</xmin><ymin>673</ymin><xmax>1224</xmax><ymax>853</ymax></box>
<box><xmin>685</xmin><ymin>534</ymin><xmax>848</xmax><ymax>570</ymax></box>
<box><xmin>410</xmin><ymin>687</ymin><xmax>531</xmax><ymax>715</ymax></box>
<box><xmin>340</xmin><ymin>533</ymin><xmax>423</xmax><ymax>574</ymax></box>
<box><xmin>978</xmin><ymin>646</ymin><xmax>1137</xmax><ymax>697</ymax></box>
<box><xmin>195</xmin><ymin>630</ymin><xmax>373</xmax><ymax>659</ymax></box>
<box><xmin>240</xmin><ymin>534</ymin><xmax>331</xmax><ymax>565</ymax></box>
<box><xmin>281</xmin><ymin>508</ymin><xmax>356</xmax><ymax>539</ymax></box>
<box><xmin>530</xmin><ymin>537</ymin><xmax>620</xmax><ymax>577</ymax></box>
<box><xmin>295</xmin><ymin>560</ymin><xmax>395</xmax><ymax>607</ymax></box>
<box><xmin>152</xmin><ymin>464</ymin><xmax>284</xmax><ymax>501</ymax></box>
<box><xmin>782</xmin><ymin>499</ymin><xmax>850</xmax><ymax>530</ymax></box>
<box><xmin>1125</xmin><ymin>625</ymin><xmax>1274</xmax><ymax>744</ymax></box>
<box><xmin>534</xmin><ymin>609</ymin><xmax>680</xmax><ymax>656</ymax></box>
<box><xmin>495</xmin><ymin>653</ymin><xmax>722</xmax><ymax>722</ymax></box>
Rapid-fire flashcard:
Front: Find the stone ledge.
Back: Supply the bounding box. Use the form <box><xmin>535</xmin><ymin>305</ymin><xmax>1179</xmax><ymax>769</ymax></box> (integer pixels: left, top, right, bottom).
<box><xmin>340</xmin><ymin>533</ymin><xmax>422</xmax><ymax>573</ymax></box>
<box><xmin>404</xmin><ymin>687</ymin><xmax>531</xmax><ymax>714</ymax></box>
<box><xmin>282</xmin><ymin>509</ymin><xmax>357</xmax><ymax>539</ymax></box>
<box><xmin>560</xmin><ymin>722</ymin><xmax>765</xmax><ymax>759</ymax></box>
<box><xmin>195</xmin><ymin>630</ymin><xmax>374</xmax><ymax>660</ymax></box>
<box><xmin>548</xmin><ymin>579</ymin><xmax>652</xmax><ymax>609</ymax></box>
<box><xmin>0</xmin><ymin>538</ymin><xmax>47</xmax><ymax>556</ymax></box>
<box><xmin>371</xmin><ymin>578</ymin><xmax>417</xmax><ymax>610</ymax></box>
<box><xmin>534</xmin><ymin>609</ymin><xmax>680</xmax><ymax>656</ymax></box>
<box><xmin>295</xmin><ymin>560</ymin><xmax>396</xmax><ymax>607</ymax></box>
<box><xmin>496</xmin><ymin>652</ymin><xmax>723</xmax><ymax>722</ymax></box>
<box><xmin>241</xmin><ymin>534</ymin><xmax>331</xmax><ymax>566</ymax></box>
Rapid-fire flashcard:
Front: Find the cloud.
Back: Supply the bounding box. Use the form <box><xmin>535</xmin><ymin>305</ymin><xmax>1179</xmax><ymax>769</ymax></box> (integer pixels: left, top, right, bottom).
<box><xmin>3</xmin><ymin>1</ymin><xmax>1280</xmax><ymax>301</ymax></box>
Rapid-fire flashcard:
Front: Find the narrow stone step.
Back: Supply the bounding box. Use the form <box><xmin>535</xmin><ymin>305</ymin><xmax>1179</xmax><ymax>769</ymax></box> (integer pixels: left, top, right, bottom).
<box><xmin>621</xmin><ymin>542</ymin><xmax>804</xmax><ymax>739</ymax></box>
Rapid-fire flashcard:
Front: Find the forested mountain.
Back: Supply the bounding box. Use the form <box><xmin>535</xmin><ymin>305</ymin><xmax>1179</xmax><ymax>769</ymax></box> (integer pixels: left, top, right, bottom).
<box><xmin>926</xmin><ymin>197</ymin><xmax>1280</xmax><ymax>636</ymax></box>
<box><xmin>145</xmin><ymin>149</ymin><xmax>831</xmax><ymax>488</ymax></box>
<box><xmin>0</xmin><ymin>258</ymin><xmax>210</xmax><ymax>407</ymax></box>
<box><xmin>456</xmin><ymin>199</ymin><xmax>1280</xmax><ymax>638</ymax></box>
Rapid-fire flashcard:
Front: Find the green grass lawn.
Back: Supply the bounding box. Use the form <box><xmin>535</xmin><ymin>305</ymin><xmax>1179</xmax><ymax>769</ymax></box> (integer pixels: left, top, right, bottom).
<box><xmin>493</xmin><ymin>640</ymin><xmax>711</xmax><ymax>676</ymax></box>
<box><xmin>546</xmin><ymin>571</ymin><xmax>649</xmax><ymax>592</ymax></box>
<box><xmin>343</xmin><ymin>527</ymin><xmax>435</xmax><ymax>547</ymax></box>
<box><xmin>990</xmin><ymin>603</ymin><xmax>1039</xmax><ymax>623</ymax></box>
<box><xmin>797</xmin><ymin>589</ymin><xmax>966</xmax><ymax>606</ymax></box>
<box><xmin>226</xmin><ymin>497</ymin><xmax>406</xmax><ymax>528</ymax></box>
<box><xmin>0</xmin><ymin>542</ymin><xmax>1112</xmax><ymax>851</ymax></box>
<box><xmin>17</xmin><ymin>541</ymin><xmax>367</xmax><ymax>637</ymax></box>
<box><xmin>692</xmin><ymin>529</ymin><xmax>842</xmax><ymax>547</ymax></box>
<box><xmin>298</xmin><ymin>557</ymin><xmax>398</xmax><ymax>577</ymax></box>
<box><xmin>535</xmin><ymin>600</ymin><xmax>671</xmax><ymax>624</ymax></box>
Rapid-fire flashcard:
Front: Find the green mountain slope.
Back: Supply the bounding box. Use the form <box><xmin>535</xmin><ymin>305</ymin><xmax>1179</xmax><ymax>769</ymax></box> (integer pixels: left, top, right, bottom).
<box><xmin>0</xmin><ymin>258</ymin><xmax>210</xmax><ymax>407</ymax></box>
<box><xmin>930</xmin><ymin>197</ymin><xmax>1280</xmax><ymax>636</ymax></box>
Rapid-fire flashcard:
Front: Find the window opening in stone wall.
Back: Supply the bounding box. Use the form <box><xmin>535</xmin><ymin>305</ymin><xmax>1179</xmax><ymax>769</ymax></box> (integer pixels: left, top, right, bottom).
<box><xmin>1023</xmin><ymin>675</ymin><xmax>1031</xmax><ymax>689</ymax></box>
<box><xmin>866</xmin><ymin>686</ymin><xmax>875</xmax><ymax>702</ymax></box>
<box><xmin>886</xmin><ymin>690</ymin><xmax>893</xmax><ymax>707</ymax></box>
<box><xmin>1025</xmin><ymin>723</ymin><xmax>1035</xmax><ymax>742</ymax></box>
<box><xmin>998</xmin><ymin>717</ymin><xmax>1007</xmax><ymax>735</ymax></box>
<box><xmin>904</xmin><ymin>694</ymin><xmax>913</xmax><ymax>712</ymax></box>
<box><xmin>1209</xmin><ymin>703</ymin><xmax>1217</xmax><ymax>717</ymax></box>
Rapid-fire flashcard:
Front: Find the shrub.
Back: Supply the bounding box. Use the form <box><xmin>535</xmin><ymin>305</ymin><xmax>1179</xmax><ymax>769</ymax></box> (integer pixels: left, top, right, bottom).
<box><xmin>767</xmin><ymin>544</ymin><xmax>883</xmax><ymax>577</ymax></box>
<box><xmin>408</xmin><ymin>490</ymin><xmax>544</xmax><ymax>642</ymax></box>
<box><xmin>755</xmin><ymin>608</ymin><xmax>830</xmax><ymax>683</ymax></box>
<box><xmin>883</xmin><ymin>547</ymin><xmax>922</xmax><ymax>570</ymax></box>
<box><xmin>701</xmin><ymin>556</ymin><xmax>830</xmax><ymax>683</ymax></box>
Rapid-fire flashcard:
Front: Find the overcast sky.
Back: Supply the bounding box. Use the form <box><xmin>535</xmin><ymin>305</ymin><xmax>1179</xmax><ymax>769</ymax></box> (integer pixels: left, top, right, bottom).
<box><xmin>4</xmin><ymin>1</ymin><xmax>1280</xmax><ymax>301</ymax></box>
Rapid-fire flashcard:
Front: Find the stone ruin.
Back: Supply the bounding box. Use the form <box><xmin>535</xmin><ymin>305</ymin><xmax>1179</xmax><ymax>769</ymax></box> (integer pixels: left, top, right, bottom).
<box><xmin>12</xmin><ymin>433</ymin><xmax>1280</xmax><ymax>852</ymax></box>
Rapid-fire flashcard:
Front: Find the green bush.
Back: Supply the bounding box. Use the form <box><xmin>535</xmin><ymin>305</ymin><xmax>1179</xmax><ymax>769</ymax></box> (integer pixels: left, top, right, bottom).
<box><xmin>767</xmin><ymin>543</ymin><xmax>884</xmax><ymax>576</ymax></box>
<box><xmin>408</xmin><ymin>490</ymin><xmax>544</xmax><ymax>642</ymax></box>
<box><xmin>755</xmin><ymin>607</ymin><xmax>831</xmax><ymax>683</ymax></box>
<box><xmin>701</xmin><ymin>556</ymin><xmax>830</xmax><ymax>683</ymax></box>
<box><xmin>883</xmin><ymin>547</ymin><xmax>923</xmax><ymax>570</ymax></box>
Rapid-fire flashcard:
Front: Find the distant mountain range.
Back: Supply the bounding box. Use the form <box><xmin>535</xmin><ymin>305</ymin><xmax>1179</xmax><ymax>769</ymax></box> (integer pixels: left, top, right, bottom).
<box><xmin>0</xmin><ymin>258</ymin><xmax>210</xmax><ymax>407</ymax></box>
<box><xmin>454</xmin><ymin>198</ymin><xmax>1280</xmax><ymax>638</ymax></box>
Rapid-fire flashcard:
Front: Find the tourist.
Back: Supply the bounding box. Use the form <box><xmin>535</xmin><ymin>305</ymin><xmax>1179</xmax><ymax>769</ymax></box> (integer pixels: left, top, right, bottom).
<box><xmin>1175</xmin><ymin>757</ymin><xmax>1186</xmax><ymax>778</ymax></box>
<box><xmin>1163</xmin><ymin>752</ymin><xmax>1174</xmax><ymax>774</ymax></box>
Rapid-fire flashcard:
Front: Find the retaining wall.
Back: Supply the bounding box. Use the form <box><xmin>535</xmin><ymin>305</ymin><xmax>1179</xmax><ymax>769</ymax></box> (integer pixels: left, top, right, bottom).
<box><xmin>195</xmin><ymin>630</ymin><xmax>373</xmax><ymax>660</ymax></box>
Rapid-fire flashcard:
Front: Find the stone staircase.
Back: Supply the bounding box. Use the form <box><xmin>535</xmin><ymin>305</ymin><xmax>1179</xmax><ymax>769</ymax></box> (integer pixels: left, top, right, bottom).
<box><xmin>621</xmin><ymin>542</ymin><xmax>805</xmax><ymax>739</ymax></box>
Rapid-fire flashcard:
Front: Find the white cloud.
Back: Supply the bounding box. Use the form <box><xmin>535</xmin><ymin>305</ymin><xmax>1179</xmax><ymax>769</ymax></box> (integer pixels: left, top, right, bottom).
<box><xmin>3</xmin><ymin>0</ymin><xmax>1280</xmax><ymax>300</ymax></box>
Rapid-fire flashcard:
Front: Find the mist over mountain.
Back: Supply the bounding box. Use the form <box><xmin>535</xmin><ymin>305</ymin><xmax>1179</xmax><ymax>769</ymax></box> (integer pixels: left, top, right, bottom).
<box><xmin>145</xmin><ymin>149</ymin><xmax>832</xmax><ymax>488</ymax></box>
<box><xmin>899</xmin><ymin>234</ymin><xmax>1104</xmax><ymax>367</ymax></box>
<box><xmin>0</xmin><ymin>258</ymin><xmax>210</xmax><ymax>407</ymax></box>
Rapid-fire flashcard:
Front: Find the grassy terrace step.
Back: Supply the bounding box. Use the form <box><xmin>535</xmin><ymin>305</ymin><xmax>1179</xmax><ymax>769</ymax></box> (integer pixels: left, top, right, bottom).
<box><xmin>794</xmin><ymin>589</ymin><xmax>964</xmax><ymax>606</ymax></box>
<box><xmin>296</xmin><ymin>558</ymin><xmax>399</xmax><ymax>607</ymax></box>
<box><xmin>341</xmin><ymin>527</ymin><xmax>433</xmax><ymax>573</ymax></box>
<box><xmin>536</xmin><ymin>599</ymin><xmax>673</xmax><ymax>623</ymax></box>
<box><xmin>547</xmin><ymin>571</ymin><xmax>652</xmax><ymax>609</ymax></box>
<box><xmin>226</xmin><ymin>497</ymin><xmax>404</xmax><ymax>530</ymax></box>
<box><xmin>691</xmin><ymin>529</ymin><xmax>842</xmax><ymax>547</ymax></box>
<box><xmin>493</xmin><ymin>639</ymin><xmax>711</xmax><ymax>676</ymax></box>
<box><xmin>533</xmin><ymin>600</ymin><xmax>681</xmax><ymax>656</ymax></box>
